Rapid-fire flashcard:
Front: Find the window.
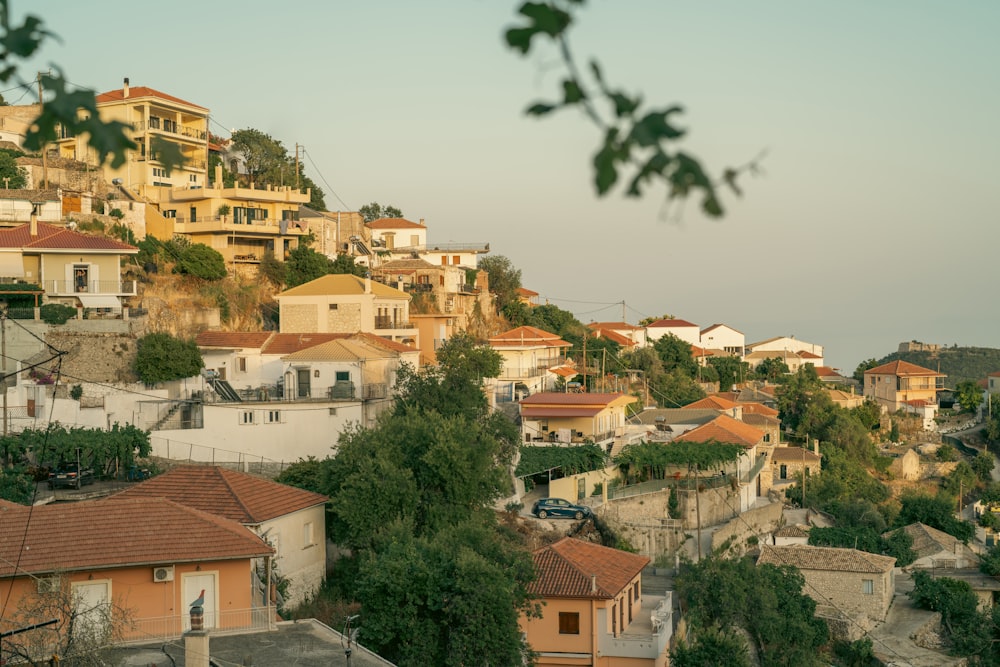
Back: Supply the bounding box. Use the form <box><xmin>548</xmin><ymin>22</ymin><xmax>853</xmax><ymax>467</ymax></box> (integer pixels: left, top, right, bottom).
<box><xmin>612</xmin><ymin>604</ymin><xmax>617</xmax><ymax>636</ymax></box>
<box><xmin>239</xmin><ymin>410</ymin><xmax>254</xmax><ymax>425</ymax></box>
<box><xmin>862</xmin><ymin>579</ymin><xmax>874</xmax><ymax>595</ymax></box>
<box><xmin>634</xmin><ymin>581</ymin><xmax>639</xmax><ymax>600</ymax></box>
<box><xmin>558</xmin><ymin>612</ymin><xmax>579</xmax><ymax>634</ymax></box>
<box><xmin>453</xmin><ymin>255</ymin><xmax>460</xmax><ymax>265</ymax></box>
<box><xmin>336</xmin><ymin>371</ymin><xmax>350</xmax><ymax>382</ymax></box>
<box><xmin>780</xmin><ymin>464</ymin><xmax>787</xmax><ymax>480</ymax></box>
<box><xmin>265</xmin><ymin>410</ymin><xmax>281</xmax><ymax>424</ymax></box>
<box><xmin>237</xmin><ymin>357</ymin><xmax>247</xmax><ymax>372</ymax></box>
<box><xmin>303</xmin><ymin>522</ymin><xmax>314</xmax><ymax>547</ymax></box>
<box><xmin>329</xmin><ymin>303</ymin><xmax>338</xmax><ymax>310</ymax></box>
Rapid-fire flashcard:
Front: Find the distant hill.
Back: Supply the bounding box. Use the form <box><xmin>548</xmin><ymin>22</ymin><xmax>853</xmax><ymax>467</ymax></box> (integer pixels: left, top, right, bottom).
<box><xmin>874</xmin><ymin>346</ymin><xmax>1000</xmax><ymax>388</ymax></box>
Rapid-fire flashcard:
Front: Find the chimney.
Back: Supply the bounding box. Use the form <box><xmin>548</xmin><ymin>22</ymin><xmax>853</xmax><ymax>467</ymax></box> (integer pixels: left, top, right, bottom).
<box><xmin>184</xmin><ymin>604</ymin><xmax>210</xmax><ymax>667</ymax></box>
<box><xmin>813</xmin><ymin>439</ymin><xmax>819</xmax><ymax>456</ymax></box>
<box><xmin>214</xmin><ymin>164</ymin><xmax>223</xmax><ymax>188</ymax></box>
<box><xmin>591</xmin><ymin>574</ymin><xmax>597</xmax><ymax>593</ymax></box>
<box><xmin>364</xmin><ymin>277</ymin><xmax>371</xmax><ymax>294</ymax></box>
<box><xmin>29</xmin><ymin>208</ymin><xmax>37</xmax><ymax>237</ymax></box>
<box><xmin>123</xmin><ymin>77</ymin><xmax>130</xmax><ymax>99</ymax></box>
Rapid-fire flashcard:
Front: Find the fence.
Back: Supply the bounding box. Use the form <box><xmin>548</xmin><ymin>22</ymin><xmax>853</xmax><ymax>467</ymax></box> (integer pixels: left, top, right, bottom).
<box><xmin>121</xmin><ymin>606</ymin><xmax>275</xmax><ymax>645</ymax></box>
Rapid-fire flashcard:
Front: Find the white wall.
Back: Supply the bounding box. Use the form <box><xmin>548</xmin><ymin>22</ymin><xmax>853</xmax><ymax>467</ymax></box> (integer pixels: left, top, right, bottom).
<box><xmin>259</xmin><ymin>504</ymin><xmax>327</xmax><ymax>608</ymax></box>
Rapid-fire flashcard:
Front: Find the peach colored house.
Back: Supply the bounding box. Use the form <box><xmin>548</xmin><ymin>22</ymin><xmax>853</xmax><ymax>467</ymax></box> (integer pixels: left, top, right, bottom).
<box><xmin>516</xmin><ymin>286</ymin><xmax>540</xmax><ymax>306</ymax></box>
<box><xmin>521</xmin><ymin>537</ymin><xmax>671</xmax><ymax>667</ymax></box>
<box><xmin>490</xmin><ymin>325</ymin><xmax>571</xmax><ymax>396</ymax></box>
<box><xmin>588</xmin><ymin>322</ymin><xmax>648</xmax><ymax>348</ymax></box>
<box><xmin>863</xmin><ymin>360</ymin><xmax>945</xmax><ymax>428</ymax></box>
<box><xmin>674</xmin><ymin>414</ymin><xmax>768</xmax><ymax>510</ymax></box>
<box><xmin>0</xmin><ymin>496</ymin><xmax>273</xmax><ymax>659</ymax></box>
<box><xmin>519</xmin><ymin>392</ymin><xmax>637</xmax><ymax>451</ymax></box>
<box><xmin>111</xmin><ymin>466</ymin><xmax>328</xmax><ymax>608</ymax></box>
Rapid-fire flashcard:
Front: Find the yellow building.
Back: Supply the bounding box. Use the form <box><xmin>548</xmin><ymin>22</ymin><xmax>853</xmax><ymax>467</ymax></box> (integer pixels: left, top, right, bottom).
<box><xmin>863</xmin><ymin>360</ymin><xmax>945</xmax><ymax>412</ymax></box>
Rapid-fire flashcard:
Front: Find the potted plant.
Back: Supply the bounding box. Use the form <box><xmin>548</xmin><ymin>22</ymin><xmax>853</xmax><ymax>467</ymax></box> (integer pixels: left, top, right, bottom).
<box><xmin>217</xmin><ymin>204</ymin><xmax>231</xmax><ymax>222</ymax></box>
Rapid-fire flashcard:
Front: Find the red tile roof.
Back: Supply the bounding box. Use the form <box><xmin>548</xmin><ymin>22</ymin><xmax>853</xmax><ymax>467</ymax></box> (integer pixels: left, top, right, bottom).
<box><xmin>520</xmin><ymin>392</ymin><xmax>633</xmax><ymax>418</ymax></box>
<box><xmin>589</xmin><ymin>327</ymin><xmax>634</xmax><ymax>347</ymax></box>
<box><xmin>489</xmin><ymin>326</ymin><xmax>570</xmax><ymax>348</ymax></box>
<box><xmin>0</xmin><ymin>497</ymin><xmax>271</xmax><ymax>576</ymax></box>
<box><xmin>770</xmin><ymin>446</ymin><xmax>821</xmax><ymax>464</ymax></box>
<box><xmin>366</xmin><ymin>218</ymin><xmax>426</xmax><ymax>229</ymax></box>
<box><xmin>96</xmin><ymin>85</ymin><xmax>207</xmax><ymax>111</ymax></box>
<box><xmin>864</xmin><ymin>360</ymin><xmax>943</xmax><ymax>377</ymax></box>
<box><xmin>814</xmin><ymin>366</ymin><xmax>843</xmax><ymax>378</ymax></box>
<box><xmin>684</xmin><ymin>396</ymin><xmax>738</xmax><ymax>411</ymax></box>
<box><xmin>0</xmin><ymin>222</ymin><xmax>138</xmax><ymax>251</ymax></box>
<box><xmin>196</xmin><ymin>331</ymin><xmax>274</xmax><ymax>349</ymax></box>
<box><xmin>648</xmin><ymin>318</ymin><xmax>698</xmax><ymax>328</ymax></box>
<box><xmin>548</xmin><ymin>365</ymin><xmax>579</xmax><ymax>378</ymax></box>
<box><xmin>675</xmin><ymin>414</ymin><xmax>764</xmax><ymax>448</ymax></box>
<box><xmin>259</xmin><ymin>332</ymin><xmax>417</xmax><ymax>355</ymax></box>
<box><xmin>797</xmin><ymin>351</ymin><xmax>822</xmax><ymax>359</ymax></box>
<box><xmin>515</xmin><ymin>287</ymin><xmax>539</xmax><ymax>297</ymax></box>
<box><xmin>587</xmin><ymin>321</ymin><xmax>641</xmax><ymax>331</ymax></box>
<box><xmin>529</xmin><ymin>537</ymin><xmax>649</xmax><ymax>599</ymax></box>
<box><xmin>110</xmin><ymin>465</ymin><xmax>327</xmax><ymax>524</ymax></box>
<box><xmin>741</xmin><ymin>402</ymin><xmax>779</xmax><ymax>417</ymax></box>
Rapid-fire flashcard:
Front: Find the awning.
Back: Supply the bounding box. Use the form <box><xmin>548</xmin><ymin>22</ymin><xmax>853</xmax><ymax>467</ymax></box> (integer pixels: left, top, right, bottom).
<box><xmin>0</xmin><ymin>252</ymin><xmax>24</xmax><ymax>278</ymax></box>
<box><xmin>77</xmin><ymin>294</ymin><xmax>122</xmax><ymax>309</ymax></box>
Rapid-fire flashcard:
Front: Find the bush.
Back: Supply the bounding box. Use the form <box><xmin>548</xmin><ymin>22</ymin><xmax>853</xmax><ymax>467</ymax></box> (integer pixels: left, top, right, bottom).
<box><xmin>109</xmin><ymin>208</ymin><xmax>124</xmax><ymax>220</ymax></box>
<box><xmin>69</xmin><ymin>384</ymin><xmax>83</xmax><ymax>400</ymax></box>
<box><xmin>175</xmin><ymin>243</ymin><xmax>227</xmax><ymax>280</ymax></box>
<box><xmin>937</xmin><ymin>444</ymin><xmax>957</xmax><ymax>462</ymax></box>
<box><xmin>40</xmin><ymin>303</ymin><xmax>77</xmax><ymax>324</ymax></box>
<box><xmin>134</xmin><ymin>332</ymin><xmax>204</xmax><ymax>384</ymax></box>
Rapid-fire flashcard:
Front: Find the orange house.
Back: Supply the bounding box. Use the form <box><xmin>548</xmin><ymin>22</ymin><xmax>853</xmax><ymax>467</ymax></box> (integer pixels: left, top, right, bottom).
<box><xmin>521</xmin><ymin>537</ymin><xmax>671</xmax><ymax>667</ymax></box>
<box><xmin>0</xmin><ymin>496</ymin><xmax>273</xmax><ymax>660</ymax></box>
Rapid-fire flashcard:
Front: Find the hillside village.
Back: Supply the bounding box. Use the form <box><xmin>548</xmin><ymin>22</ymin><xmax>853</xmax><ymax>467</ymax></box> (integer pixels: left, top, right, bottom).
<box><xmin>1</xmin><ymin>81</ymin><xmax>1000</xmax><ymax>667</ymax></box>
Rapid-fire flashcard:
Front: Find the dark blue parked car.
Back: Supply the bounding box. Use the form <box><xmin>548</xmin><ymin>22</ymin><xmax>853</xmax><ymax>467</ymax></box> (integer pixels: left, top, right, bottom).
<box><xmin>532</xmin><ymin>497</ymin><xmax>592</xmax><ymax>520</ymax></box>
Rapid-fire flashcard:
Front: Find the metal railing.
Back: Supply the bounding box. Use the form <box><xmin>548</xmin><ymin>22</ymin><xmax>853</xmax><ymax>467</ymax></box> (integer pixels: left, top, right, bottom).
<box><xmin>121</xmin><ymin>606</ymin><xmax>275</xmax><ymax>644</ymax></box>
<box><xmin>394</xmin><ymin>242</ymin><xmax>490</xmax><ymax>253</ymax></box>
<box><xmin>45</xmin><ymin>279</ymin><xmax>137</xmax><ymax>296</ymax></box>
<box><xmin>374</xmin><ymin>318</ymin><xmax>413</xmax><ymax>330</ymax></box>
<box><xmin>133</xmin><ymin>119</ymin><xmax>208</xmax><ymax>142</ymax></box>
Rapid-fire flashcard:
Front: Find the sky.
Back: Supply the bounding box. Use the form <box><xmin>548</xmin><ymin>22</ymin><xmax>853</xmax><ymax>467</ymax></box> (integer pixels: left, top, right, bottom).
<box><xmin>17</xmin><ymin>1</ymin><xmax>1000</xmax><ymax>373</ymax></box>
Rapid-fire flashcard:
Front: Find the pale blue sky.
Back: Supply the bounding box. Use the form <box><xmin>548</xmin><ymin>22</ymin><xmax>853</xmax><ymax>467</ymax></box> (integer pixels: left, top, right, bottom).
<box><xmin>19</xmin><ymin>1</ymin><xmax>1000</xmax><ymax>373</ymax></box>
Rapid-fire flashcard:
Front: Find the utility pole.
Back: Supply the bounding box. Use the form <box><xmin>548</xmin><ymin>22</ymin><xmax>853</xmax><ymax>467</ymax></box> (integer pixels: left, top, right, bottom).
<box><xmin>37</xmin><ymin>73</ymin><xmax>48</xmax><ymax>189</ymax></box>
<box><xmin>294</xmin><ymin>143</ymin><xmax>300</xmax><ymax>189</ymax></box>
<box><xmin>621</xmin><ymin>300</ymin><xmax>626</xmax><ymax>321</ymax></box>
<box><xmin>581</xmin><ymin>335</ymin><xmax>587</xmax><ymax>391</ymax></box>
<box><xmin>695</xmin><ymin>464</ymin><xmax>702</xmax><ymax>560</ymax></box>
<box><xmin>2</xmin><ymin>309</ymin><xmax>6</xmax><ymax>436</ymax></box>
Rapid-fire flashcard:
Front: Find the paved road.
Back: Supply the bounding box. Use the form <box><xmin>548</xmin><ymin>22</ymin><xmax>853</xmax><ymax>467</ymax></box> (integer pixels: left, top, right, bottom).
<box><xmin>869</xmin><ymin>572</ymin><xmax>964</xmax><ymax>667</ymax></box>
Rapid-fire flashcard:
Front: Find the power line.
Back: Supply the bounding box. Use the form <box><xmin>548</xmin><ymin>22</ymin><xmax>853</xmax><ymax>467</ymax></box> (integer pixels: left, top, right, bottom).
<box><xmin>302</xmin><ymin>148</ymin><xmax>351</xmax><ymax>211</ymax></box>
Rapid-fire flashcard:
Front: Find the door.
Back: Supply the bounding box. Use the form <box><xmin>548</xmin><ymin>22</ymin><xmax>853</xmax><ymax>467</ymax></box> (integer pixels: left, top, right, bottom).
<box><xmin>297</xmin><ymin>368</ymin><xmax>311</xmax><ymax>398</ymax></box>
<box><xmin>72</xmin><ymin>580</ymin><xmax>111</xmax><ymax>638</ymax></box>
<box><xmin>183</xmin><ymin>572</ymin><xmax>218</xmax><ymax>630</ymax></box>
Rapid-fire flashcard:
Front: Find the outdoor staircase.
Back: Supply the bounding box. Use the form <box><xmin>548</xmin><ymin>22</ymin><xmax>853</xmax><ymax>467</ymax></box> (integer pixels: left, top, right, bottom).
<box><xmin>210</xmin><ymin>379</ymin><xmax>242</xmax><ymax>402</ymax></box>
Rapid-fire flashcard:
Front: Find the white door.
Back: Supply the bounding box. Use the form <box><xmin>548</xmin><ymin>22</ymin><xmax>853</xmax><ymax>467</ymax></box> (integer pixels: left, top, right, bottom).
<box><xmin>183</xmin><ymin>573</ymin><xmax>218</xmax><ymax>630</ymax></box>
<box><xmin>71</xmin><ymin>580</ymin><xmax>111</xmax><ymax>640</ymax></box>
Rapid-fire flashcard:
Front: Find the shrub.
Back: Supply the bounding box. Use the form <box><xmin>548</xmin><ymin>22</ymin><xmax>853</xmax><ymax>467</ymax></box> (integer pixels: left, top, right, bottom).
<box><xmin>217</xmin><ymin>204</ymin><xmax>231</xmax><ymax>219</ymax></box>
<box><xmin>937</xmin><ymin>444</ymin><xmax>957</xmax><ymax>462</ymax></box>
<box><xmin>69</xmin><ymin>384</ymin><xmax>83</xmax><ymax>400</ymax></box>
<box><xmin>134</xmin><ymin>332</ymin><xmax>204</xmax><ymax>384</ymax></box>
<box><xmin>109</xmin><ymin>208</ymin><xmax>124</xmax><ymax>220</ymax></box>
<box><xmin>40</xmin><ymin>303</ymin><xmax>77</xmax><ymax>325</ymax></box>
<box><xmin>175</xmin><ymin>243</ymin><xmax>227</xmax><ymax>280</ymax></box>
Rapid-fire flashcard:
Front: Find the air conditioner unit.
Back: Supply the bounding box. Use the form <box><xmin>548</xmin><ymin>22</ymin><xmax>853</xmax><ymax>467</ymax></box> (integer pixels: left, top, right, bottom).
<box><xmin>153</xmin><ymin>565</ymin><xmax>175</xmax><ymax>582</ymax></box>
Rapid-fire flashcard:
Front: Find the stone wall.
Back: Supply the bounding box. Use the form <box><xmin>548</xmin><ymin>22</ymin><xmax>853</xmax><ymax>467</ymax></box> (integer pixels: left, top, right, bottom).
<box><xmin>711</xmin><ymin>501</ymin><xmax>784</xmax><ymax>557</ymax></box>
<box><xmin>326</xmin><ymin>303</ymin><xmax>361</xmax><ymax>333</ymax></box>
<box><xmin>281</xmin><ymin>304</ymin><xmax>318</xmax><ymax>333</ymax></box>
<box><xmin>42</xmin><ymin>331</ymin><xmax>138</xmax><ymax>384</ymax></box>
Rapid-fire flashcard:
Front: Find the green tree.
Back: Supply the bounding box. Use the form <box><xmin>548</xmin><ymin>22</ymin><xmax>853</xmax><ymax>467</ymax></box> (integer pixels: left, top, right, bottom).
<box><xmin>649</xmin><ymin>367</ymin><xmax>705</xmax><ymax>407</ymax></box>
<box><xmin>653</xmin><ymin>334</ymin><xmax>698</xmax><ymax>377</ymax></box>
<box><xmin>754</xmin><ymin>357</ymin><xmax>789</xmax><ymax>383</ymax></box>
<box><xmin>329</xmin><ymin>253</ymin><xmax>366</xmax><ymax>277</ymax></box>
<box><xmin>477</xmin><ymin>254</ymin><xmax>522</xmax><ymax>320</ymax></box>
<box><xmin>0</xmin><ymin>150</ymin><xmax>26</xmax><ymax>188</ymax></box>
<box><xmin>853</xmin><ymin>358</ymin><xmax>880</xmax><ymax>384</ymax></box>
<box><xmin>134</xmin><ymin>332</ymin><xmax>203</xmax><ymax>384</ymax></box>
<box><xmin>505</xmin><ymin>1</ymin><xmax>758</xmax><ymax>214</ymax></box>
<box><xmin>707</xmin><ymin>356</ymin><xmax>749</xmax><ymax>391</ymax></box>
<box><xmin>359</xmin><ymin>202</ymin><xmax>403</xmax><ymax>222</ymax></box>
<box><xmin>231</xmin><ymin>128</ymin><xmax>286</xmax><ymax>185</ymax></box>
<box><xmin>973</xmin><ymin>450</ymin><xmax>995</xmax><ymax>482</ymax></box>
<box><xmin>0</xmin><ymin>466</ymin><xmax>33</xmax><ymax>504</ymax></box>
<box><xmin>285</xmin><ymin>234</ymin><xmax>334</xmax><ymax>287</ymax></box>
<box><xmin>776</xmin><ymin>365</ymin><xmax>824</xmax><ymax>433</ymax></box>
<box><xmin>672</xmin><ymin>626</ymin><xmax>750</xmax><ymax>667</ymax></box>
<box><xmin>955</xmin><ymin>380</ymin><xmax>984</xmax><ymax>413</ymax></box>
<box><xmin>174</xmin><ymin>243</ymin><xmax>227</xmax><ymax>280</ymax></box>
<box><xmin>895</xmin><ymin>492</ymin><xmax>975</xmax><ymax>543</ymax></box>
<box><xmin>257</xmin><ymin>249</ymin><xmax>285</xmax><ymax>287</ymax></box>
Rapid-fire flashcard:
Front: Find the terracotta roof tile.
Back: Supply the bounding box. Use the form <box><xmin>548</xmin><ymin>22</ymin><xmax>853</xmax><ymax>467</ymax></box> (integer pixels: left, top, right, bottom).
<box><xmin>757</xmin><ymin>545</ymin><xmax>895</xmax><ymax>573</ymax></box>
<box><xmin>675</xmin><ymin>414</ymin><xmax>764</xmax><ymax>448</ymax></box>
<box><xmin>489</xmin><ymin>326</ymin><xmax>570</xmax><ymax>347</ymax></box>
<box><xmin>0</xmin><ymin>222</ymin><xmax>138</xmax><ymax>252</ymax></box>
<box><xmin>774</xmin><ymin>525</ymin><xmax>810</xmax><ymax>538</ymax></box>
<box><xmin>195</xmin><ymin>331</ymin><xmax>274</xmax><ymax>349</ymax></box>
<box><xmin>797</xmin><ymin>351</ymin><xmax>822</xmax><ymax>359</ymax></box>
<box><xmin>0</xmin><ymin>497</ymin><xmax>270</xmax><ymax>576</ymax></box>
<box><xmin>864</xmin><ymin>360</ymin><xmax>944</xmax><ymax>377</ymax></box>
<box><xmin>589</xmin><ymin>327</ymin><xmax>634</xmax><ymax>347</ymax></box>
<box><xmin>770</xmin><ymin>446</ymin><xmax>821</xmax><ymax>464</ymax></box>
<box><xmin>283</xmin><ymin>338</ymin><xmax>395</xmax><ymax>362</ymax></box>
<box><xmin>0</xmin><ymin>188</ymin><xmax>59</xmax><ymax>202</ymax></box>
<box><xmin>278</xmin><ymin>274</ymin><xmax>408</xmax><ymax>299</ymax></box>
<box><xmin>587</xmin><ymin>322</ymin><xmax>641</xmax><ymax>331</ymax></box>
<box><xmin>683</xmin><ymin>396</ymin><xmax>738</xmax><ymax>411</ymax></box>
<box><xmin>700</xmin><ymin>323</ymin><xmax>743</xmax><ymax>335</ymax></box>
<box><xmin>740</xmin><ymin>402</ymin><xmax>779</xmax><ymax>417</ymax></box>
<box><xmin>647</xmin><ymin>318</ymin><xmax>698</xmax><ymax>328</ymax></box>
<box><xmin>814</xmin><ymin>366</ymin><xmax>843</xmax><ymax>378</ymax></box>
<box><xmin>366</xmin><ymin>218</ymin><xmax>426</xmax><ymax>229</ymax></box>
<box><xmin>259</xmin><ymin>332</ymin><xmax>416</xmax><ymax>356</ymax></box>
<box><xmin>96</xmin><ymin>85</ymin><xmax>207</xmax><ymax>111</ymax></box>
<box><xmin>110</xmin><ymin>465</ymin><xmax>327</xmax><ymax>524</ymax></box>
<box><xmin>520</xmin><ymin>392</ymin><xmax>630</xmax><ymax>407</ymax></box>
<box><xmin>529</xmin><ymin>537</ymin><xmax>649</xmax><ymax>599</ymax></box>
<box><xmin>515</xmin><ymin>287</ymin><xmax>539</xmax><ymax>297</ymax></box>
<box><xmin>887</xmin><ymin>523</ymin><xmax>965</xmax><ymax>560</ymax></box>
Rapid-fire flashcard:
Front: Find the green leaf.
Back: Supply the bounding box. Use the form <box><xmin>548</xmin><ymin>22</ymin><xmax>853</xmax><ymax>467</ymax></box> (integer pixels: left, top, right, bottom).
<box><xmin>150</xmin><ymin>136</ymin><xmax>187</xmax><ymax>176</ymax></box>
<box><xmin>561</xmin><ymin>79</ymin><xmax>585</xmax><ymax>104</ymax></box>
<box><xmin>525</xmin><ymin>102</ymin><xmax>557</xmax><ymax>116</ymax></box>
<box><xmin>589</xmin><ymin>60</ymin><xmax>605</xmax><ymax>87</ymax></box>
<box><xmin>630</xmin><ymin>106</ymin><xmax>686</xmax><ymax>147</ymax></box>
<box><xmin>722</xmin><ymin>168</ymin><xmax>742</xmax><ymax>196</ymax></box>
<box><xmin>592</xmin><ymin>129</ymin><xmax>624</xmax><ymax>195</ymax></box>
<box><xmin>626</xmin><ymin>150</ymin><xmax>672</xmax><ymax>197</ymax></box>
<box><xmin>504</xmin><ymin>27</ymin><xmax>536</xmax><ymax>54</ymax></box>
<box><xmin>608</xmin><ymin>91</ymin><xmax>640</xmax><ymax>118</ymax></box>
<box><xmin>504</xmin><ymin>2</ymin><xmax>572</xmax><ymax>55</ymax></box>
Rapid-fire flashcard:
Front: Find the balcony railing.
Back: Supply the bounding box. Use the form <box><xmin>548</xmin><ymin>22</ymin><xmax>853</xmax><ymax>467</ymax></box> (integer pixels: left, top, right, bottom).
<box><xmin>374</xmin><ymin>318</ymin><xmax>413</xmax><ymax>330</ymax></box>
<box><xmin>394</xmin><ymin>242</ymin><xmax>490</xmax><ymax>253</ymax></box>
<box><xmin>133</xmin><ymin>119</ymin><xmax>207</xmax><ymax>141</ymax></box>
<box><xmin>46</xmin><ymin>279</ymin><xmax>137</xmax><ymax>296</ymax></box>
<box><xmin>121</xmin><ymin>606</ymin><xmax>276</xmax><ymax>644</ymax></box>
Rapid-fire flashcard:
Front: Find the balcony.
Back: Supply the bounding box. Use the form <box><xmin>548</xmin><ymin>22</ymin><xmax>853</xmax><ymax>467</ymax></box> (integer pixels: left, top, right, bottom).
<box><xmin>596</xmin><ymin>593</ymin><xmax>672</xmax><ymax>661</ymax></box>
<box><xmin>46</xmin><ymin>279</ymin><xmax>137</xmax><ymax>297</ymax></box>
<box><xmin>171</xmin><ymin>217</ymin><xmax>308</xmax><ymax>237</ymax></box>
<box><xmin>133</xmin><ymin>119</ymin><xmax>208</xmax><ymax>142</ymax></box>
<box><xmin>374</xmin><ymin>318</ymin><xmax>413</xmax><ymax>331</ymax></box>
<box><xmin>122</xmin><ymin>606</ymin><xmax>275</xmax><ymax>644</ymax></box>
<box><xmin>169</xmin><ymin>183</ymin><xmax>310</xmax><ymax>204</ymax></box>
<box><xmin>395</xmin><ymin>242</ymin><xmax>490</xmax><ymax>253</ymax></box>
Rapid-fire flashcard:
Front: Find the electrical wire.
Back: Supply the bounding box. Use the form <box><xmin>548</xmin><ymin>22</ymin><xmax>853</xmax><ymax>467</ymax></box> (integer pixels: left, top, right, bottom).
<box><xmin>302</xmin><ymin>148</ymin><xmax>351</xmax><ymax>211</ymax></box>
